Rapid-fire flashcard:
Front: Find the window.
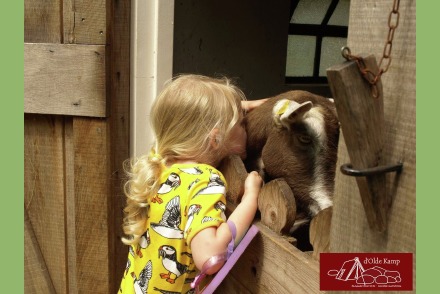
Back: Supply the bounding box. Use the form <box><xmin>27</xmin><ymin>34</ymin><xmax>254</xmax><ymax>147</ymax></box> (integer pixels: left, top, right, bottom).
<box><xmin>286</xmin><ymin>0</ymin><xmax>350</xmax><ymax>84</ymax></box>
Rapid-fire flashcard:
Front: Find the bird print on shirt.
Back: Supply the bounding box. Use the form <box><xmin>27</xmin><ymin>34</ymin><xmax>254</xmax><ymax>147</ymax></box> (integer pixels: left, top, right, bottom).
<box><xmin>214</xmin><ymin>201</ymin><xmax>227</xmax><ymax>221</ymax></box>
<box><xmin>131</xmin><ymin>260</ymin><xmax>152</xmax><ymax>294</ymax></box>
<box><xmin>178</xmin><ymin>167</ymin><xmax>203</xmax><ymax>175</ymax></box>
<box><xmin>151</xmin><ymin>196</ymin><xmax>184</xmax><ymax>239</ymax></box>
<box><xmin>158</xmin><ymin>245</ymin><xmax>190</xmax><ymax>284</ymax></box>
<box><xmin>135</xmin><ymin>229</ymin><xmax>151</xmax><ymax>257</ymax></box>
<box><xmin>152</xmin><ymin>173</ymin><xmax>181</xmax><ymax>204</ymax></box>
<box><xmin>192</xmin><ymin>171</ymin><xmax>225</xmax><ymax>198</ymax></box>
<box><xmin>183</xmin><ymin>204</ymin><xmax>202</xmax><ymax>238</ymax></box>
<box><xmin>153</xmin><ymin>287</ymin><xmax>196</xmax><ymax>294</ymax></box>
<box><xmin>201</xmin><ymin>216</ymin><xmax>222</xmax><ymax>223</ymax></box>
<box><xmin>124</xmin><ymin>259</ymin><xmax>131</xmax><ymax>276</ymax></box>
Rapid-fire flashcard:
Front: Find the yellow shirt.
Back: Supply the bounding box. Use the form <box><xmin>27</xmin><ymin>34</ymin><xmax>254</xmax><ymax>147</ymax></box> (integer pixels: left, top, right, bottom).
<box><xmin>119</xmin><ymin>164</ymin><xmax>227</xmax><ymax>294</ymax></box>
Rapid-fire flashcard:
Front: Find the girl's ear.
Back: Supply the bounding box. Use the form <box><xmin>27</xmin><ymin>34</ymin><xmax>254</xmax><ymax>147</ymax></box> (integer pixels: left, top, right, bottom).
<box><xmin>209</xmin><ymin>128</ymin><xmax>221</xmax><ymax>150</ymax></box>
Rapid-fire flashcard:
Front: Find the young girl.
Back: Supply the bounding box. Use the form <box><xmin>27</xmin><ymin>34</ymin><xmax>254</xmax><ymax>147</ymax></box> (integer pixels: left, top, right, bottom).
<box><xmin>119</xmin><ymin>74</ymin><xmax>263</xmax><ymax>293</ymax></box>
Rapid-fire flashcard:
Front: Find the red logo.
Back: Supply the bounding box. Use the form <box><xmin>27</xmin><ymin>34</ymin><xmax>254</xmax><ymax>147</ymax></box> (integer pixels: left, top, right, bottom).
<box><xmin>320</xmin><ymin>253</ymin><xmax>413</xmax><ymax>291</ymax></box>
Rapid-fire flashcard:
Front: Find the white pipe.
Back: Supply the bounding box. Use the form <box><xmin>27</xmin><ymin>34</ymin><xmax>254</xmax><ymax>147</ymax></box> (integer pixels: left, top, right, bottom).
<box><xmin>130</xmin><ymin>0</ymin><xmax>174</xmax><ymax>157</ymax></box>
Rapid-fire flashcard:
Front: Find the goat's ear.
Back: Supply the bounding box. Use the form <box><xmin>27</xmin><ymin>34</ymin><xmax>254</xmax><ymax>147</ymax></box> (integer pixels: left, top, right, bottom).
<box><xmin>273</xmin><ymin>99</ymin><xmax>313</xmax><ymax>129</ymax></box>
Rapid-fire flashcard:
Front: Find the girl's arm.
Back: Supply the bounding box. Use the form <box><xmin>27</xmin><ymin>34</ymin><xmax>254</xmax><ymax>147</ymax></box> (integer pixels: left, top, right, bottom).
<box><xmin>190</xmin><ymin>171</ymin><xmax>262</xmax><ymax>274</ymax></box>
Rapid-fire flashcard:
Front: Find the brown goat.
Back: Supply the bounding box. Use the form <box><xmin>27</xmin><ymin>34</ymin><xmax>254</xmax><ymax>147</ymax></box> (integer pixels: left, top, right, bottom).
<box><xmin>244</xmin><ymin>90</ymin><xmax>339</xmax><ymax>229</ymax></box>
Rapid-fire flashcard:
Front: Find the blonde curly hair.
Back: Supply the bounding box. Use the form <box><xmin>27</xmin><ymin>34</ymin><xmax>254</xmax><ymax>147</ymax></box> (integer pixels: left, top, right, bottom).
<box><xmin>122</xmin><ymin>74</ymin><xmax>246</xmax><ymax>245</ymax></box>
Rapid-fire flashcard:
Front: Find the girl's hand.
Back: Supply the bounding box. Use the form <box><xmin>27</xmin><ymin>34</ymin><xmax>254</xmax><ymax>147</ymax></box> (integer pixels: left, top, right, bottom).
<box><xmin>241</xmin><ymin>99</ymin><xmax>268</xmax><ymax>112</ymax></box>
<box><xmin>243</xmin><ymin>171</ymin><xmax>263</xmax><ymax>198</ymax></box>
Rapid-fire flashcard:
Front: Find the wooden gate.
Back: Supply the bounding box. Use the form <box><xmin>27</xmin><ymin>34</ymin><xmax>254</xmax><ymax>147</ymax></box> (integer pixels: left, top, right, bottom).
<box><xmin>24</xmin><ymin>0</ymin><xmax>130</xmax><ymax>293</ymax></box>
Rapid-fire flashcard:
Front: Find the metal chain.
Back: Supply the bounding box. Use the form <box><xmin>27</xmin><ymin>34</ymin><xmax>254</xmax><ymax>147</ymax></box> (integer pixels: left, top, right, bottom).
<box><xmin>341</xmin><ymin>0</ymin><xmax>400</xmax><ymax>98</ymax></box>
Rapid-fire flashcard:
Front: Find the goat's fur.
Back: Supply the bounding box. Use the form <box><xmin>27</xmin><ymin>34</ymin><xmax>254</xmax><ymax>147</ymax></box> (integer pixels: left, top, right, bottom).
<box><xmin>244</xmin><ymin>90</ymin><xmax>339</xmax><ymax>226</ymax></box>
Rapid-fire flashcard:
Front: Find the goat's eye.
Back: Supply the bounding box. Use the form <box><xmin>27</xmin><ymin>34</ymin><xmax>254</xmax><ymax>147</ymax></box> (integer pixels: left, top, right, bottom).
<box><xmin>298</xmin><ymin>135</ymin><xmax>312</xmax><ymax>144</ymax></box>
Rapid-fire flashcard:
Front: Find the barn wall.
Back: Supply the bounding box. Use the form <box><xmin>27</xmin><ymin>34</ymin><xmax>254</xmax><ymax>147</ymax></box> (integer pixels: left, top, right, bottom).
<box><xmin>329</xmin><ymin>0</ymin><xmax>416</xmax><ymax>293</ymax></box>
<box><xmin>173</xmin><ymin>0</ymin><xmax>291</xmax><ymax>100</ymax></box>
<box><xmin>24</xmin><ymin>0</ymin><xmax>130</xmax><ymax>293</ymax></box>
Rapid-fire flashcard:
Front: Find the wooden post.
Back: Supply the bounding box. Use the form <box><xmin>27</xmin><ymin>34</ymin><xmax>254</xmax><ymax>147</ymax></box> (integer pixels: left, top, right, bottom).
<box><xmin>309</xmin><ymin>207</ymin><xmax>332</xmax><ymax>260</ymax></box>
<box><xmin>327</xmin><ymin>55</ymin><xmax>389</xmax><ymax>232</ymax></box>
<box><xmin>258</xmin><ymin>179</ymin><xmax>296</xmax><ymax>235</ymax></box>
<box><xmin>218</xmin><ymin>155</ymin><xmax>248</xmax><ymax>204</ymax></box>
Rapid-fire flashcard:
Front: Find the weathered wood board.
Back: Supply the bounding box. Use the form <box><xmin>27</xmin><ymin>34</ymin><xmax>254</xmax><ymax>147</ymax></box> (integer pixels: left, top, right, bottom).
<box><xmin>24</xmin><ymin>209</ymin><xmax>57</xmax><ymax>294</ymax></box>
<box><xmin>329</xmin><ymin>0</ymin><xmax>416</xmax><ymax>293</ymax></box>
<box><xmin>218</xmin><ymin>222</ymin><xmax>320</xmax><ymax>294</ymax></box>
<box><xmin>24</xmin><ymin>0</ymin><xmax>61</xmax><ymax>43</ymax></box>
<box><xmin>24</xmin><ymin>43</ymin><xmax>107</xmax><ymax>117</ymax></box>
<box><xmin>72</xmin><ymin>118</ymin><xmax>111</xmax><ymax>292</ymax></box>
<box><xmin>63</xmin><ymin>0</ymin><xmax>107</xmax><ymax>44</ymax></box>
<box><xmin>24</xmin><ymin>115</ymin><xmax>67</xmax><ymax>294</ymax></box>
<box><xmin>24</xmin><ymin>0</ymin><xmax>130</xmax><ymax>293</ymax></box>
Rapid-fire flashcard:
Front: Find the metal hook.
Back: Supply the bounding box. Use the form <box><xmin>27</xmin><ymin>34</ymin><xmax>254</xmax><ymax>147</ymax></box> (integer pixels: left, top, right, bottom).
<box><xmin>341</xmin><ymin>46</ymin><xmax>351</xmax><ymax>61</ymax></box>
<box><xmin>340</xmin><ymin>162</ymin><xmax>403</xmax><ymax>177</ymax></box>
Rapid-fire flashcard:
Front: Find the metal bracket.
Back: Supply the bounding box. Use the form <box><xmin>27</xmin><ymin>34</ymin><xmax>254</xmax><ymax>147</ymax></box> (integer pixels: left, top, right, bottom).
<box><xmin>340</xmin><ymin>162</ymin><xmax>403</xmax><ymax>177</ymax></box>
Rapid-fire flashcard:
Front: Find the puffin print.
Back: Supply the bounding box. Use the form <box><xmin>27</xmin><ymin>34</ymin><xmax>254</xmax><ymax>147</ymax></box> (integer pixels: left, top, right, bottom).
<box><xmin>124</xmin><ymin>259</ymin><xmax>131</xmax><ymax>276</ymax></box>
<box><xmin>153</xmin><ymin>173</ymin><xmax>181</xmax><ymax>204</ymax></box>
<box><xmin>214</xmin><ymin>201</ymin><xmax>227</xmax><ymax>221</ymax></box>
<box><xmin>178</xmin><ymin>167</ymin><xmax>203</xmax><ymax>175</ymax></box>
<box><xmin>151</xmin><ymin>196</ymin><xmax>184</xmax><ymax>239</ymax></box>
<box><xmin>153</xmin><ymin>287</ymin><xmax>196</xmax><ymax>294</ymax></box>
<box><xmin>183</xmin><ymin>204</ymin><xmax>202</xmax><ymax>237</ymax></box>
<box><xmin>158</xmin><ymin>245</ymin><xmax>190</xmax><ymax>284</ymax></box>
<box><xmin>192</xmin><ymin>172</ymin><xmax>226</xmax><ymax>197</ymax></box>
<box><xmin>201</xmin><ymin>216</ymin><xmax>221</xmax><ymax>223</ymax></box>
<box><xmin>129</xmin><ymin>245</ymin><xmax>135</xmax><ymax>257</ymax></box>
<box><xmin>181</xmin><ymin>251</ymin><xmax>192</xmax><ymax>258</ymax></box>
<box><xmin>187</xmin><ymin>179</ymin><xmax>200</xmax><ymax>190</ymax></box>
<box><xmin>131</xmin><ymin>260</ymin><xmax>152</xmax><ymax>294</ymax></box>
<box><xmin>135</xmin><ymin>229</ymin><xmax>150</xmax><ymax>257</ymax></box>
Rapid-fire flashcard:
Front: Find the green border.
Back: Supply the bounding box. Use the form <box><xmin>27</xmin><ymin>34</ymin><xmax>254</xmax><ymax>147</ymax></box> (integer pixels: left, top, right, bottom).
<box><xmin>1</xmin><ymin>1</ymin><xmax>24</xmax><ymax>292</ymax></box>
<box><xmin>11</xmin><ymin>1</ymin><xmax>427</xmax><ymax>293</ymax></box>
<box><xmin>417</xmin><ymin>1</ymin><xmax>435</xmax><ymax>293</ymax></box>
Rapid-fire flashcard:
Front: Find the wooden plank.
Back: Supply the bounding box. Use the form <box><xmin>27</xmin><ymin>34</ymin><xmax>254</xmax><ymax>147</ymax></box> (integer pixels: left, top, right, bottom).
<box><xmin>108</xmin><ymin>0</ymin><xmax>132</xmax><ymax>292</ymax></box>
<box><xmin>73</xmin><ymin>117</ymin><xmax>110</xmax><ymax>293</ymax></box>
<box><xmin>218</xmin><ymin>155</ymin><xmax>247</xmax><ymax>204</ymax></box>
<box><xmin>309</xmin><ymin>207</ymin><xmax>332</xmax><ymax>261</ymax></box>
<box><xmin>24</xmin><ymin>208</ymin><xmax>56</xmax><ymax>294</ymax></box>
<box><xmin>24</xmin><ymin>114</ymin><xmax>67</xmax><ymax>294</ymax></box>
<box><xmin>24</xmin><ymin>0</ymin><xmax>61</xmax><ymax>43</ymax></box>
<box><xmin>218</xmin><ymin>222</ymin><xmax>320</xmax><ymax>294</ymax></box>
<box><xmin>24</xmin><ymin>43</ymin><xmax>107</xmax><ymax>117</ymax></box>
<box><xmin>64</xmin><ymin>117</ymin><xmax>78</xmax><ymax>293</ymax></box>
<box><xmin>329</xmin><ymin>0</ymin><xmax>416</xmax><ymax>292</ymax></box>
<box><xmin>327</xmin><ymin>55</ymin><xmax>388</xmax><ymax>232</ymax></box>
<box><xmin>63</xmin><ymin>0</ymin><xmax>107</xmax><ymax>44</ymax></box>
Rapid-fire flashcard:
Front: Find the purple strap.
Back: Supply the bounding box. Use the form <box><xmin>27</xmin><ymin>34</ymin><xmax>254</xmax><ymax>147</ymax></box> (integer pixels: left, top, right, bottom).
<box><xmin>191</xmin><ymin>221</ymin><xmax>237</xmax><ymax>291</ymax></box>
<box><xmin>199</xmin><ymin>224</ymin><xmax>259</xmax><ymax>294</ymax></box>
<box><xmin>226</xmin><ymin>221</ymin><xmax>237</xmax><ymax>258</ymax></box>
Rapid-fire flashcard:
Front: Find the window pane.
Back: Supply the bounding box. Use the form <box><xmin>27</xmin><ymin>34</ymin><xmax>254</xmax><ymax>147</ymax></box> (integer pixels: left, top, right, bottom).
<box><xmin>319</xmin><ymin>37</ymin><xmax>347</xmax><ymax>76</ymax></box>
<box><xmin>290</xmin><ymin>0</ymin><xmax>332</xmax><ymax>24</ymax></box>
<box><xmin>286</xmin><ymin>35</ymin><xmax>316</xmax><ymax>77</ymax></box>
<box><xmin>328</xmin><ymin>0</ymin><xmax>350</xmax><ymax>26</ymax></box>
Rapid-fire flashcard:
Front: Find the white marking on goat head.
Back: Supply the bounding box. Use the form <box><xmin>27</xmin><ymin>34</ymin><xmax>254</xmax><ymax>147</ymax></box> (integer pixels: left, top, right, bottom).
<box><xmin>273</xmin><ymin>99</ymin><xmax>313</xmax><ymax>130</ymax></box>
<box><xmin>272</xmin><ymin>101</ymin><xmax>332</xmax><ymax>217</ymax></box>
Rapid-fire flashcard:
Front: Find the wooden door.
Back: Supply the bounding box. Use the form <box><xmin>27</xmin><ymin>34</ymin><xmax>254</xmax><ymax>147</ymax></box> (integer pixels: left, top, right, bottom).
<box><xmin>24</xmin><ymin>0</ymin><xmax>130</xmax><ymax>293</ymax></box>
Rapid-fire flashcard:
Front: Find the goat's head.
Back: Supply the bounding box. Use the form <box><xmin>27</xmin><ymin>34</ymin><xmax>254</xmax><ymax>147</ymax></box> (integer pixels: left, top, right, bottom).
<box><xmin>244</xmin><ymin>90</ymin><xmax>339</xmax><ymax>220</ymax></box>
